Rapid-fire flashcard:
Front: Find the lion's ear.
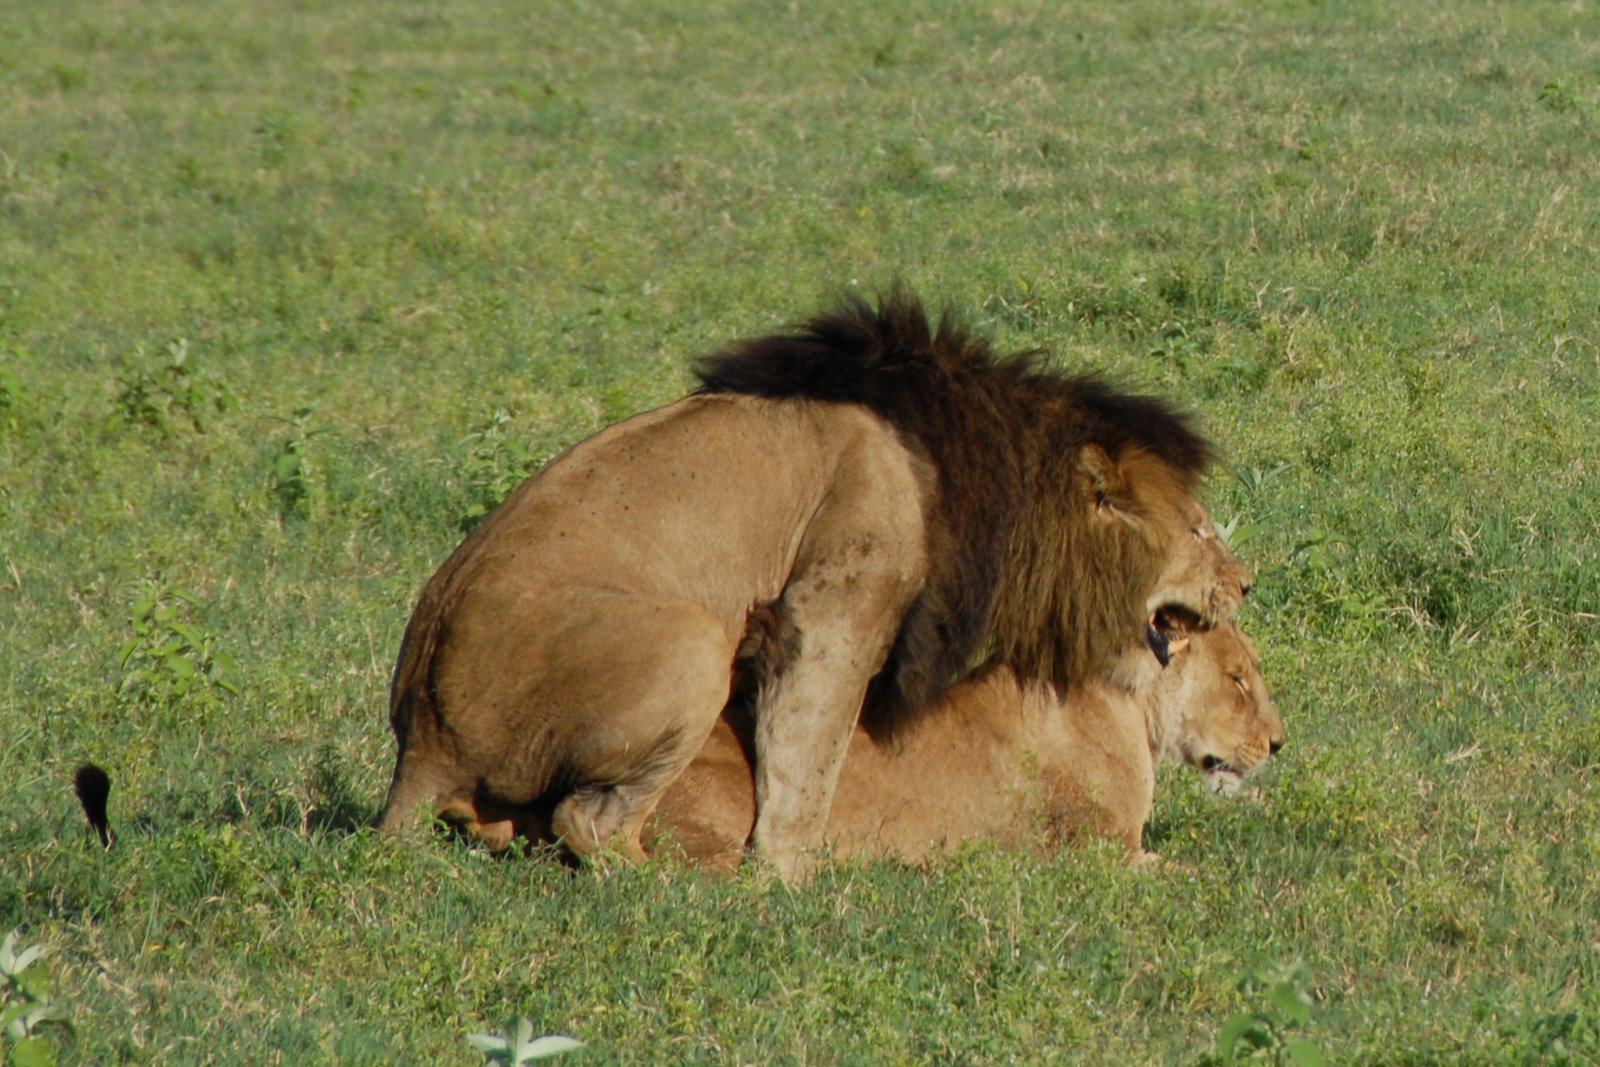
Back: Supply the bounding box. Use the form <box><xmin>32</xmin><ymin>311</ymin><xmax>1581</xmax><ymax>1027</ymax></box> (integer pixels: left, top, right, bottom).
<box><xmin>1079</xmin><ymin>444</ymin><xmax>1135</xmax><ymax>520</ymax></box>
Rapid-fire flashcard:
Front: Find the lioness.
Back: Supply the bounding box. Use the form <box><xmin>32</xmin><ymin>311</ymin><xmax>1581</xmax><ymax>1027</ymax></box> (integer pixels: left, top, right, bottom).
<box><xmin>379</xmin><ymin>292</ymin><xmax>1249</xmax><ymax>878</ymax></box>
<box><xmin>647</xmin><ymin>622</ymin><xmax>1284</xmax><ymax>870</ymax></box>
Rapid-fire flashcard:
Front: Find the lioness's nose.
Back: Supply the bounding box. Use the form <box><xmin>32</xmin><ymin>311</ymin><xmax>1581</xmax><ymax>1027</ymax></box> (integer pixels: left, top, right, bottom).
<box><xmin>1269</xmin><ymin>737</ymin><xmax>1285</xmax><ymax>755</ymax></box>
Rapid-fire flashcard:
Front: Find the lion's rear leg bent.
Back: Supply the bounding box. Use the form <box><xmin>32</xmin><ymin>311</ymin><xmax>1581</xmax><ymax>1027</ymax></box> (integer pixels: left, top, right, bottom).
<box><xmin>549</xmin><ymin>726</ymin><xmax>704</xmax><ymax>861</ymax></box>
<box><xmin>381</xmin><ymin>596</ymin><xmax>733</xmax><ymax>861</ymax></box>
<box><xmin>551</xmin><ymin>784</ymin><xmax>655</xmax><ymax>861</ymax></box>
<box><xmin>545</xmin><ymin>601</ymin><xmax>736</xmax><ymax>863</ymax></box>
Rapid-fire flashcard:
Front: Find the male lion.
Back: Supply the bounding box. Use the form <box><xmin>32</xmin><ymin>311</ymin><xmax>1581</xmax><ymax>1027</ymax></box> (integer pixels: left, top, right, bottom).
<box><xmin>378</xmin><ymin>292</ymin><xmax>1249</xmax><ymax>879</ymax></box>
<box><xmin>645</xmin><ymin>621</ymin><xmax>1285</xmax><ymax>870</ymax></box>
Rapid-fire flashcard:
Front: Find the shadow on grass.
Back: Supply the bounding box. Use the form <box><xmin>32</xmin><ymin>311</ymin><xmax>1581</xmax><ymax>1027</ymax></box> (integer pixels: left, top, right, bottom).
<box><xmin>305</xmin><ymin>744</ymin><xmax>376</xmax><ymax>836</ymax></box>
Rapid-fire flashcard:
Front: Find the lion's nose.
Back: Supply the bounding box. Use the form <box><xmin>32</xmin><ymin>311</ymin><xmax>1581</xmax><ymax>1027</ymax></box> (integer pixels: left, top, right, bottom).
<box><xmin>1240</xmin><ymin>580</ymin><xmax>1253</xmax><ymax>598</ymax></box>
<box><xmin>1269</xmin><ymin>737</ymin><xmax>1284</xmax><ymax>755</ymax></box>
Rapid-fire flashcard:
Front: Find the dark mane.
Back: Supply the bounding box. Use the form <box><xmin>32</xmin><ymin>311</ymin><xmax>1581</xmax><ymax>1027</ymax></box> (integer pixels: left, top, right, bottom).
<box><xmin>695</xmin><ymin>289</ymin><xmax>1212</xmax><ymax>729</ymax></box>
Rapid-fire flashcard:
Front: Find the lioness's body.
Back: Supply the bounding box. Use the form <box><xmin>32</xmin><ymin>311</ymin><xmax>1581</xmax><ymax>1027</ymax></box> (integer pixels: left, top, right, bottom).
<box><xmin>381</xmin><ymin>394</ymin><xmax>930</xmax><ymax>856</ymax></box>
<box><xmin>648</xmin><ymin>624</ymin><xmax>1284</xmax><ymax>871</ymax></box>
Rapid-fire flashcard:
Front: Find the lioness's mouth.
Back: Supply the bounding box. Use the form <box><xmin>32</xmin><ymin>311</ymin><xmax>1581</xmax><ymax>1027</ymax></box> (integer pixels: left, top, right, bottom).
<box><xmin>1200</xmin><ymin>754</ymin><xmax>1244</xmax><ymax>797</ymax></box>
<box><xmin>1146</xmin><ymin>605</ymin><xmax>1201</xmax><ymax>666</ymax></box>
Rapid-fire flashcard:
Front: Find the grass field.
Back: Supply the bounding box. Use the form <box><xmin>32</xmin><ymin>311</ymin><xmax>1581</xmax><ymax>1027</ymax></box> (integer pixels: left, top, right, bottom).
<box><xmin>3</xmin><ymin>0</ymin><xmax>1599</xmax><ymax>1062</ymax></box>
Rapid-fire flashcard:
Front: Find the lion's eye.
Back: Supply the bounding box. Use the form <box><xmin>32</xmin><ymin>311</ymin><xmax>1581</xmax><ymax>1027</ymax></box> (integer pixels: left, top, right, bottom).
<box><xmin>1192</xmin><ymin>527</ymin><xmax>1207</xmax><ymax>540</ymax></box>
<box><xmin>1231</xmin><ymin>675</ymin><xmax>1248</xmax><ymax>694</ymax></box>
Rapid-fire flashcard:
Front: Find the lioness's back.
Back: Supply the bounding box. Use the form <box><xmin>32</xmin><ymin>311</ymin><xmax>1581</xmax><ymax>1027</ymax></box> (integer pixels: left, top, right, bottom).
<box><xmin>649</xmin><ymin>668</ymin><xmax>1150</xmax><ymax>867</ymax></box>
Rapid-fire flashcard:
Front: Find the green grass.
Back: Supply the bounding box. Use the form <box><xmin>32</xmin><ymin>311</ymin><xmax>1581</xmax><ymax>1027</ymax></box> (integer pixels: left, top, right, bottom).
<box><xmin>3</xmin><ymin>0</ymin><xmax>1599</xmax><ymax>1062</ymax></box>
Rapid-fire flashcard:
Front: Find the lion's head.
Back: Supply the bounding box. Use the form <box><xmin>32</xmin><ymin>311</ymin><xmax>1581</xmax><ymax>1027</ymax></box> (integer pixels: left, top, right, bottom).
<box><xmin>1147</xmin><ymin>621</ymin><xmax>1284</xmax><ymax>796</ymax></box>
<box><xmin>1071</xmin><ymin>444</ymin><xmax>1251</xmax><ymax>689</ymax></box>
<box><xmin>699</xmin><ymin>291</ymin><xmax>1243</xmax><ymax>730</ymax></box>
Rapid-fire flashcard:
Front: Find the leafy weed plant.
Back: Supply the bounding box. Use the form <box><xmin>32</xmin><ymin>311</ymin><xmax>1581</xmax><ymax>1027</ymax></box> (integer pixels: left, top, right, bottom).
<box><xmin>1211</xmin><ymin>962</ymin><xmax>1326</xmax><ymax>1067</ymax></box>
<box><xmin>457</xmin><ymin>409</ymin><xmax>541</xmax><ymax>532</ymax></box>
<box><xmin>112</xmin><ymin>339</ymin><xmax>234</xmax><ymax>436</ymax></box>
<box><xmin>269</xmin><ymin>406</ymin><xmax>329</xmax><ymax>522</ymax></box>
<box><xmin>116</xmin><ymin>583</ymin><xmax>241</xmax><ymax>710</ymax></box>
<box><xmin>1</xmin><ymin>931</ymin><xmax>65</xmax><ymax>1067</ymax></box>
<box><xmin>467</xmin><ymin>1018</ymin><xmax>585</xmax><ymax>1065</ymax></box>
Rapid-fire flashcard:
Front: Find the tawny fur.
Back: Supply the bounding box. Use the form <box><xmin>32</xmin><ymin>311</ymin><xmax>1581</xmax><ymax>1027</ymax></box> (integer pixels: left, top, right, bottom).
<box><xmin>379</xmin><ymin>293</ymin><xmax>1248</xmax><ymax>879</ymax></box>
<box><xmin>646</xmin><ymin>622</ymin><xmax>1285</xmax><ymax>871</ymax></box>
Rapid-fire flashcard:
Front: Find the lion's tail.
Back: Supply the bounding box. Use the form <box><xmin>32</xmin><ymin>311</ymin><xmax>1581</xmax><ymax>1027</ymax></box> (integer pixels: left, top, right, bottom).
<box><xmin>73</xmin><ymin>763</ymin><xmax>116</xmax><ymax>849</ymax></box>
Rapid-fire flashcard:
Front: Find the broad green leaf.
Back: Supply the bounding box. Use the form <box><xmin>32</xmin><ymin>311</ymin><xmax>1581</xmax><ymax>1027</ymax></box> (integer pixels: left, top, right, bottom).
<box><xmin>1284</xmin><ymin>1038</ymin><xmax>1327</xmax><ymax>1067</ymax></box>
<box><xmin>9</xmin><ymin>946</ymin><xmax>44</xmax><ymax>974</ymax></box>
<box><xmin>1268</xmin><ymin>982</ymin><xmax>1312</xmax><ymax>1028</ymax></box>
<box><xmin>0</xmin><ymin>1001</ymin><xmax>29</xmax><ymax>1035</ymax></box>
<box><xmin>1216</xmin><ymin>1013</ymin><xmax>1267</xmax><ymax>1058</ymax></box>
<box><xmin>521</xmin><ymin>1035</ymin><xmax>585</xmax><ymax>1060</ymax></box>
<box><xmin>465</xmin><ymin>1032</ymin><xmax>509</xmax><ymax>1055</ymax></box>
<box><xmin>16</xmin><ymin>966</ymin><xmax>53</xmax><ymax>1000</ymax></box>
<box><xmin>18</xmin><ymin>1003</ymin><xmax>64</xmax><ymax>1029</ymax></box>
<box><xmin>116</xmin><ymin>639</ymin><xmax>141</xmax><ymax>670</ymax></box>
<box><xmin>10</xmin><ymin>1034</ymin><xmax>58</xmax><ymax>1067</ymax></box>
<box><xmin>1219</xmin><ymin>521</ymin><xmax>1262</xmax><ymax>549</ymax></box>
<box><xmin>167</xmin><ymin>622</ymin><xmax>206</xmax><ymax>648</ymax></box>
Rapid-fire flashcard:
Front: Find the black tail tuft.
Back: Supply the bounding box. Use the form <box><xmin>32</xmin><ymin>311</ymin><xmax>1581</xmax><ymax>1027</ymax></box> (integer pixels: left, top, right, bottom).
<box><xmin>74</xmin><ymin>763</ymin><xmax>115</xmax><ymax>849</ymax></box>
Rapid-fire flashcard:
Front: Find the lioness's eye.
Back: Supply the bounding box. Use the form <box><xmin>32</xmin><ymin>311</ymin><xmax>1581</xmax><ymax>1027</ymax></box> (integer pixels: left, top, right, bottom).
<box><xmin>1231</xmin><ymin>675</ymin><xmax>1248</xmax><ymax>694</ymax></box>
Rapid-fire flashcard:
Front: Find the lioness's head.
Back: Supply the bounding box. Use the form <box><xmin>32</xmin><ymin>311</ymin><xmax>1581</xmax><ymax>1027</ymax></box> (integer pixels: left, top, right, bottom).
<box><xmin>1146</xmin><ymin>621</ymin><xmax>1284</xmax><ymax>796</ymax></box>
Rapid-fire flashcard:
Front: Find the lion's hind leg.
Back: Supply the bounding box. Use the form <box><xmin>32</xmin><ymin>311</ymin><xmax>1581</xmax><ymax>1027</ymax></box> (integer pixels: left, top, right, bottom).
<box><xmin>550</xmin><ymin>726</ymin><xmax>724</xmax><ymax>863</ymax></box>
<box><xmin>551</xmin><ymin>783</ymin><xmax>654</xmax><ymax>861</ymax></box>
<box><xmin>546</xmin><ymin>599</ymin><xmax>736</xmax><ymax>864</ymax></box>
<box><xmin>378</xmin><ymin>726</ymin><xmax>545</xmax><ymax>850</ymax></box>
